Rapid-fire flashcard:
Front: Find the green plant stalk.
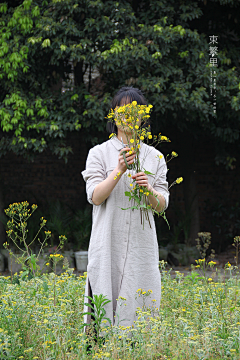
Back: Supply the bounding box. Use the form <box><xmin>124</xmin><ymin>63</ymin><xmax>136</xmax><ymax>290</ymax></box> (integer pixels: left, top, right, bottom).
<box><xmin>223</xmin><ymin>271</ymin><xmax>233</xmax><ymax>325</ymax></box>
<box><xmin>28</xmin><ymin>223</ymin><xmax>45</xmax><ymax>248</ymax></box>
<box><xmin>122</xmin><ymin>151</ymin><xmax>132</xmax><ymax>170</ymax></box>
<box><xmin>198</xmin><ymin>264</ymin><xmax>230</xmax><ymax>333</ymax></box>
<box><xmin>83</xmin><ymin>294</ymin><xmax>111</xmax><ymax>344</ymax></box>
<box><xmin>22</xmin><ymin>222</ymin><xmax>35</xmax><ymax>276</ymax></box>
<box><xmin>235</xmin><ymin>268</ymin><xmax>238</xmax><ymax>308</ymax></box>
<box><xmin>54</xmin><ymin>259</ymin><xmax>57</xmax><ymax>306</ymax></box>
<box><xmin>10</xmin><ymin>253</ymin><xmax>12</xmax><ymax>284</ymax></box>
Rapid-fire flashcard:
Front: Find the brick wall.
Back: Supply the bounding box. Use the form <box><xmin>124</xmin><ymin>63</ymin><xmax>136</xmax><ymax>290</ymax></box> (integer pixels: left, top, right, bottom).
<box><xmin>0</xmin><ymin>131</ymin><xmax>239</xmax><ymax>250</ymax></box>
<box><xmin>0</xmin><ymin>133</ymin><xmax>89</xmax><ymax>210</ymax></box>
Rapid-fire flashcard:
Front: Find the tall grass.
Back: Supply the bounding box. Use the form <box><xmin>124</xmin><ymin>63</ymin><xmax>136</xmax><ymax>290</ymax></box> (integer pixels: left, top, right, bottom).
<box><xmin>0</xmin><ymin>261</ymin><xmax>240</xmax><ymax>359</ymax></box>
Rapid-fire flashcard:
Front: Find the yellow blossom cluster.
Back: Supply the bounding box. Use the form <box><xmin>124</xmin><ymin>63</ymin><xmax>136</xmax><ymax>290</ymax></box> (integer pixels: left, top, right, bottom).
<box><xmin>114</xmin><ymin>171</ymin><xmax>121</xmax><ymax>180</ymax></box>
<box><xmin>107</xmin><ymin>101</ymin><xmax>183</xmax><ymax>228</ymax></box>
<box><xmin>49</xmin><ymin>254</ymin><xmax>64</xmax><ymax>259</ymax></box>
<box><xmin>0</xmin><ymin>264</ymin><xmax>239</xmax><ymax>358</ymax></box>
<box><xmin>176</xmin><ymin>177</ymin><xmax>183</xmax><ymax>184</ymax></box>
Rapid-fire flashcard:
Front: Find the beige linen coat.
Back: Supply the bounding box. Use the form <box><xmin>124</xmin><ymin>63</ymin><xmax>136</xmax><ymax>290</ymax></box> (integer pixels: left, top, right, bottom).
<box><xmin>81</xmin><ymin>135</ymin><xmax>169</xmax><ymax>328</ymax></box>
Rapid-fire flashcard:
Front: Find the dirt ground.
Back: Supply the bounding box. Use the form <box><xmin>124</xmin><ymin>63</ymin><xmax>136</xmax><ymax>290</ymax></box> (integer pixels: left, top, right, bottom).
<box><xmin>168</xmin><ymin>244</ymin><xmax>239</xmax><ymax>279</ymax></box>
<box><xmin>1</xmin><ymin>245</ymin><xmax>238</xmax><ymax>280</ymax></box>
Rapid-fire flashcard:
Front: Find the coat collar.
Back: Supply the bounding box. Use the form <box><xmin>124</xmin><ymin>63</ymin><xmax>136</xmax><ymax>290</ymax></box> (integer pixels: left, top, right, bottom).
<box><xmin>110</xmin><ymin>135</ymin><xmax>144</xmax><ymax>151</ymax></box>
<box><xmin>110</xmin><ymin>135</ymin><xmax>126</xmax><ymax>151</ymax></box>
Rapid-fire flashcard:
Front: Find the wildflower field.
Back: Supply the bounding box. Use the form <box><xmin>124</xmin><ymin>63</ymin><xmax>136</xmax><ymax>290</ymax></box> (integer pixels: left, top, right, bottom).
<box><xmin>0</xmin><ymin>263</ymin><xmax>240</xmax><ymax>360</ymax></box>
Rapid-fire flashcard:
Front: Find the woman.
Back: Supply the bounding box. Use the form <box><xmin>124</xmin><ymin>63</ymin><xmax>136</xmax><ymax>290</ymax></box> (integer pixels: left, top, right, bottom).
<box><xmin>82</xmin><ymin>86</ymin><xmax>169</xmax><ymax>330</ymax></box>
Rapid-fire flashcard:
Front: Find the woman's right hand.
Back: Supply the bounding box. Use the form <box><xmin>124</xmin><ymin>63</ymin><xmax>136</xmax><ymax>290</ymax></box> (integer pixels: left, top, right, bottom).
<box><xmin>117</xmin><ymin>147</ymin><xmax>136</xmax><ymax>173</ymax></box>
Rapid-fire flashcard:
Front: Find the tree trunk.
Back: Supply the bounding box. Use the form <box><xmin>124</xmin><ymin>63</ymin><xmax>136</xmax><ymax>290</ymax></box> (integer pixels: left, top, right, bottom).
<box><xmin>74</xmin><ymin>61</ymin><xmax>84</xmax><ymax>86</ymax></box>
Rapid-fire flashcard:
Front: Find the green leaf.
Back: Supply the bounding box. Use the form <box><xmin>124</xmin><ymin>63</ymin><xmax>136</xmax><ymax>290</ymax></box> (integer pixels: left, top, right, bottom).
<box><xmin>43</xmin><ymin>281</ymin><xmax>48</xmax><ymax>292</ymax></box>
<box><xmin>143</xmin><ymin>169</ymin><xmax>155</xmax><ymax>175</ymax></box>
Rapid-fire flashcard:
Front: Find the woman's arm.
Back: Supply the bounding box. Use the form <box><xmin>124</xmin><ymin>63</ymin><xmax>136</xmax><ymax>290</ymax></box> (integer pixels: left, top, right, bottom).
<box><xmin>147</xmin><ymin>184</ymin><xmax>166</xmax><ymax>212</ymax></box>
<box><xmin>92</xmin><ymin>147</ymin><xmax>136</xmax><ymax>206</ymax></box>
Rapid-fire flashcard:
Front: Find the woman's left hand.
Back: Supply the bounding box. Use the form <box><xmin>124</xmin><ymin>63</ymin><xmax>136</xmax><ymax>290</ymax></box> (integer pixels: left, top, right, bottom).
<box><xmin>132</xmin><ymin>172</ymin><xmax>151</xmax><ymax>190</ymax></box>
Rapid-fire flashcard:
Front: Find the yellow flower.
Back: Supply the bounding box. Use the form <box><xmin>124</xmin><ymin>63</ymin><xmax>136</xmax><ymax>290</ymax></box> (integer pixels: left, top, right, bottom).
<box><xmin>158</xmin><ymin>154</ymin><xmax>163</xmax><ymax>159</ymax></box>
<box><xmin>208</xmin><ymin>278</ymin><xmax>213</xmax><ymax>282</ymax></box>
<box><xmin>161</xmin><ymin>136</ymin><xmax>168</xmax><ymax>141</ymax></box>
<box><xmin>132</xmin><ymin>101</ymin><xmax>137</xmax><ymax>106</ymax></box>
<box><xmin>176</xmin><ymin>177</ymin><xmax>183</xmax><ymax>184</ymax></box>
<box><xmin>129</xmin><ymin>151</ymin><xmax>132</xmax><ymax>155</ymax></box>
<box><xmin>127</xmin><ymin>173</ymin><xmax>131</xmax><ymax>178</ymax></box>
<box><xmin>208</xmin><ymin>261</ymin><xmax>216</xmax><ymax>266</ymax></box>
<box><xmin>137</xmin><ymin>144</ymin><xmax>140</xmax><ymax>149</ymax></box>
<box><xmin>135</xmin><ymin>125</ymin><xmax>139</xmax><ymax>129</ymax></box>
<box><xmin>130</xmin><ymin>184</ymin><xmax>133</xmax><ymax>187</ymax></box>
<box><xmin>172</xmin><ymin>151</ymin><xmax>178</xmax><ymax>157</ymax></box>
<box><xmin>148</xmin><ymin>135</ymin><xmax>152</xmax><ymax>139</ymax></box>
<box><xmin>114</xmin><ymin>176</ymin><xmax>117</xmax><ymax>180</ymax></box>
<box><xmin>117</xmin><ymin>171</ymin><xmax>121</xmax><ymax>176</ymax></box>
<box><xmin>140</xmin><ymin>189</ymin><xmax>143</xmax><ymax>192</ymax></box>
<box><xmin>140</xmin><ymin>136</ymin><xmax>144</xmax><ymax>140</ymax></box>
<box><xmin>46</xmin><ymin>263</ymin><xmax>50</xmax><ymax>266</ymax></box>
<box><xmin>130</xmin><ymin>139</ymin><xmax>134</xmax><ymax>143</ymax></box>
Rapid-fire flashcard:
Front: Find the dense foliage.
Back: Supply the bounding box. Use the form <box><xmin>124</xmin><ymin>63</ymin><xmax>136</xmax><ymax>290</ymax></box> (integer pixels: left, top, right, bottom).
<box><xmin>1</xmin><ymin>0</ymin><xmax>240</xmax><ymax>151</ymax></box>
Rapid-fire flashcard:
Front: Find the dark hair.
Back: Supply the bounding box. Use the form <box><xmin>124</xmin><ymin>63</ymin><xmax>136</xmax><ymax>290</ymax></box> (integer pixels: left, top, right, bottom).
<box><xmin>106</xmin><ymin>86</ymin><xmax>150</xmax><ymax>134</ymax></box>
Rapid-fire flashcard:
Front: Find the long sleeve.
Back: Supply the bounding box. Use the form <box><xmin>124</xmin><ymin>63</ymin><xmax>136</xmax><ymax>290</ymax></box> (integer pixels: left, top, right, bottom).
<box><xmin>152</xmin><ymin>153</ymin><xmax>169</xmax><ymax>210</ymax></box>
<box><xmin>81</xmin><ymin>146</ymin><xmax>106</xmax><ymax>206</ymax></box>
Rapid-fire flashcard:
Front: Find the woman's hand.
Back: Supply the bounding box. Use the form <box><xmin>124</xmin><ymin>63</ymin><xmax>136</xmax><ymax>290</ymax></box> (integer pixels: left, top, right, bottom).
<box><xmin>131</xmin><ymin>172</ymin><xmax>165</xmax><ymax>211</ymax></box>
<box><xmin>117</xmin><ymin>147</ymin><xmax>136</xmax><ymax>173</ymax></box>
<box><xmin>131</xmin><ymin>172</ymin><xmax>150</xmax><ymax>190</ymax></box>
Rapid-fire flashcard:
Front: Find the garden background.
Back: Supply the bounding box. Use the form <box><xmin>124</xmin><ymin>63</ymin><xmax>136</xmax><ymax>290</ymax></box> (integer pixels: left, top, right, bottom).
<box><xmin>0</xmin><ymin>0</ymin><xmax>240</xmax><ymax>260</ymax></box>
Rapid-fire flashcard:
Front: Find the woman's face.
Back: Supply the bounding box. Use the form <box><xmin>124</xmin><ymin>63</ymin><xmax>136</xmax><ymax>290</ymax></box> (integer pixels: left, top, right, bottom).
<box><xmin>114</xmin><ymin>98</ymin><xmax>141</xmax><ymax>134</ymax></box>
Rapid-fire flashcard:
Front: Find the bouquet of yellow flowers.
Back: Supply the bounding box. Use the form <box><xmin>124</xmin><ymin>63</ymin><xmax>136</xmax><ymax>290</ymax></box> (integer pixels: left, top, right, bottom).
<box><xmin>107</xmin><ymin>101</ymin><xmax>183</xmax><ymax>229</ymax></box>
